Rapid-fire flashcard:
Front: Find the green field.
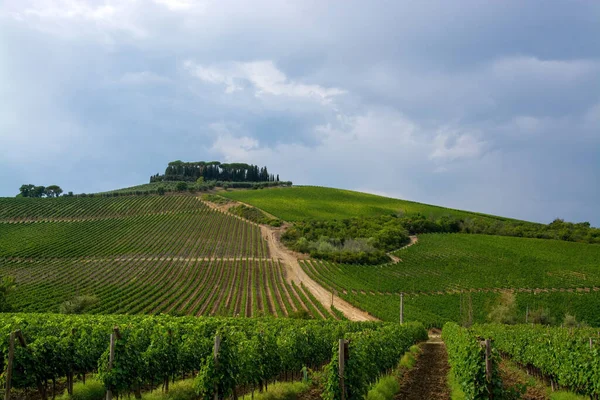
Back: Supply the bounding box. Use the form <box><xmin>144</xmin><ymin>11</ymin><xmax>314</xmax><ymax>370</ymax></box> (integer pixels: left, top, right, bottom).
<box><xmin>220</xmin><ymin>186</ymin><xmax>512</xmax><ymax>221</ymax></box>
<box><xmin>0</xmin><ymin>258</ymin><xmax>334</xmax><ymax>319</ymax></box>
<box><xmin>302</xmin><ymin>234</ymin><xmax>600</xmax><ymax>293</ymax></box>
<box><xmin>0</xmin><ymin>194</ymin><xmax>335</xmax><ymax>318</ymax></box>
<box><xmin>301</xmin><ymin>233</ymin><xmax>600</xmax><ymax>326</ymax></box>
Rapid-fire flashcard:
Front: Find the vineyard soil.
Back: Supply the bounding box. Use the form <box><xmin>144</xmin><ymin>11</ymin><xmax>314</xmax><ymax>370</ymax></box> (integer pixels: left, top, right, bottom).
<box><xmin>396</xmin><ymin>336</ymin><xmax>451</xmax><ymax>400</ymax></box>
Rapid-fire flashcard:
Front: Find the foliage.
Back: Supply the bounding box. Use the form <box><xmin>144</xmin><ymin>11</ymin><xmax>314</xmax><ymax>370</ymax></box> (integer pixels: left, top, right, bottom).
<box><xmin>442</xmin><ymin>323</ymin><xmax>503</xmax><ymax>400</ymax></box>
<box><xmin>18</xmin><ymin>184</ymin><xmax>63</xmax><ymax>198</ymax></box>
<box><xmin>0</xmin><ymin>313</ymin><xmax>409</xmax><ymax>399</ymax></box>
<box><xmin>0</xmin><ymin>275</ymin><xmax>16</xmax><ymax>312</ymax></box>
<box><xmin>58</xmin><ymin>377</ymin><xmax>105</xmax><ymax>400</ymax></box>
<box><xmin>222</xmin><ymin>187</ymin><xmax>600</xmax><ymax>243</ymax></box>
<box><xmin>151</xmin><ymin>161</ymin><xmax>279</xmax><ymax>184</ymax></box>
<box><xmin>229</xmin><ymin>204</ymin><xmax>281</xmax><ymax>226</ymax></box>
<box><xmin>322</xmin><ymin>323</ymin><xmax>427</xmax><ymax>400</ymax></box>
<box><xmin>471</xmin><ymin>324</ymin><xmax>600</xmax><ymax>397</ymax></box>
<box><xmin>487</xmin><ymin>292</ymin><xmax>518</xmax><ymax>325</ymax></box>
<box><xmin>59</xmin><ymin>295</ymin><xmax>99</xmax><ymax>314</ymax></box>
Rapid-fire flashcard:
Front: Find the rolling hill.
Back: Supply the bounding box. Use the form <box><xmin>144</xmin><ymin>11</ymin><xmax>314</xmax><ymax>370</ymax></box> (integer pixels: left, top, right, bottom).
<box><xmin>1</xmin><ymin>184</ymin><xmax>599</xmax><ymax>328</ymax></box>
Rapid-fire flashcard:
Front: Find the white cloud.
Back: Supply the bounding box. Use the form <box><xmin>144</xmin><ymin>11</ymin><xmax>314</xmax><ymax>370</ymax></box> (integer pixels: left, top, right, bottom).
<box><xmin>184</xmin><ymin>60</ymin><xmax>346</xmax><ymax>103</ymax></box>
<box><xmin>119</xmin><ymin>71</ymin><xmax>171</xmax><ymax>85</ymax></box>
<box><xmin>430</xmin><ymin>130</ymin><xmax>485</xmax><ymax>162</ymax></box>
<box><xmin>153</xmin><ymin>0</ymin><xmax>199</xmax><ymax>11</ymax></box>
<box><xmin>2</xmin><ymin>0</ymin><xmax>146</xmax><ymax>38</ymax></box>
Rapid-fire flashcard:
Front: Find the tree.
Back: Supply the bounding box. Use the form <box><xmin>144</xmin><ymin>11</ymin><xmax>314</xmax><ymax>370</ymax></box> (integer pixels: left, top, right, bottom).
<box><xmin>45</xmin><ymin>185</ymin><xmax>63</xmax><ymax>198</ymax></box>
<box><xmin>176</xmin><ymin>181</ymin><xmax>188</xmax><ymax>191</ymax></box>
<box><xmin>19</xmin><ymin>184</ymin><xmax>35</xmax><ymax>197</ymax></box>
<box><xmin>157</xmin><ymin>186</ymin><xmax>166</xmax><ymax>195</ymax></box>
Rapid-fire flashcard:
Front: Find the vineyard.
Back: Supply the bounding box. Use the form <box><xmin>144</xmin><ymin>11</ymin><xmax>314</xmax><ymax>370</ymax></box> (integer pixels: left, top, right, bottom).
<box><xmin>0</xmin><ymin>207</ymin><xmax>268</xmax><ymax>259</ymax></box>
<box><xmin>300</xmin><ymin>234</ymin><xmax>600</xmax><ymax>326</ymax></box>
<box><xmin>0</xmin><ymin>195</ymin><xmax>203</xmax><ymax>221</ymax></box>
<box><xmin>0</xmin><ymin>195</ymin><xmax>337</xmax><ymax>318</ymax></box>
<box><xmin>0</xmin><ymin>313</ymin><xmax>427</xmax><ymax>400</ymax></box>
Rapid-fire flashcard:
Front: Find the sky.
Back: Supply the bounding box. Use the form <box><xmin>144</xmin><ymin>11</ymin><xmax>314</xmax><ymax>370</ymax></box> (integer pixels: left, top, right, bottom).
<box><xmin>1</xmin><ymin>0</ymin><xmax>599</xmax><ymax>225</ymax></box>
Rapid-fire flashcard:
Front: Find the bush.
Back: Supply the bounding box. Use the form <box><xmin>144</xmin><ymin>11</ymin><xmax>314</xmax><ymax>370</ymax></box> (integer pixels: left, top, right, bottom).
<box><xmin>157</xmin><ymin>186</ymin><xmax>166</xmax><ymax>195</ymax></box>
<box><xmin>176</xmin><ymin>182</ymin><xmax>188</xmax><ymax>192</ymax></box>
<box><xmin>59</xmin><ymin>295</ymin><xmax>99</xmax><ymax>314</ymax></box>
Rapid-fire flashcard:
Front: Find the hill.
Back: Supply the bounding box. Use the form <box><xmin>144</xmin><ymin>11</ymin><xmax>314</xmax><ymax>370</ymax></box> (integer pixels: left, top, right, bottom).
<box><xmin>220</xmin><ymin>186</ymin><xmax>512</xmax><ymax>221</ymax></box>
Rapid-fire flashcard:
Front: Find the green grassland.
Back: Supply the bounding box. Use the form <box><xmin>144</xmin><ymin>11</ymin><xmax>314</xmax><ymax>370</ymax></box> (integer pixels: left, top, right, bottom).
<box><xmin>220</xmin><ymin>186</ymin><xmax>513</xmax><ymax>221</ymax></box>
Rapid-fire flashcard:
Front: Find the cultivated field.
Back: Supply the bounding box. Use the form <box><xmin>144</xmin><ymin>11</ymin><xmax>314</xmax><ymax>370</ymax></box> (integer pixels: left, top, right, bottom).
<box><xmin>0</xmin><ymin>195</ymin><xmax>336</xmax><ymax>318</ymax></box>
<box><xmin>301</xmin><ymin>233</ymin><xmax>600</xmax><ymax>326</ymax></box>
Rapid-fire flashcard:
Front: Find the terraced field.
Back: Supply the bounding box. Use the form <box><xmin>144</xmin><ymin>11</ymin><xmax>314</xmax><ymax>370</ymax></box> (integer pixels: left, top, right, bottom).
<box><xmin>220</xmin><ymin>186</ymin><xmax>513</xmax><ymax>221</ymax></box>
<box><xmin>0</xmin><ymin>195</ymin><xmax>336</xmax><ymax>319</ymax></box>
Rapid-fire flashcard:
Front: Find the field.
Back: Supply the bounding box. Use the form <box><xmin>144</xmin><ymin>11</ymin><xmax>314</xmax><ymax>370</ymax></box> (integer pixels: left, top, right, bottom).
<box><xmin>0</xmin><ymin>195</ymin><xmax>334</xmax><ymax>318</ymax></box>
<box><xmin>301</xmin><ymin>233</ymin><xmax>600</xmax><ymax>326</ymax></box>
<box><xmin>220</xmin><ymin>186</ymin><xmax>514</xmax><ymax>221</ymax></box>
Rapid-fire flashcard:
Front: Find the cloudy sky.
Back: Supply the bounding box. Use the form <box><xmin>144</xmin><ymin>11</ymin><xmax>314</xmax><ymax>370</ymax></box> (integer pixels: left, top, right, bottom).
<box><xmin>1</xmin><ymin>0</ymin><xmax>599</xmax><ymax>225</ymax></box>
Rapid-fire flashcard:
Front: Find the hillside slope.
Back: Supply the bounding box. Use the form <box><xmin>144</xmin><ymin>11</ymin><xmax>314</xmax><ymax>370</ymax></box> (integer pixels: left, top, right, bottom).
<box><xmin>220</xmin><ymin>186</ymin><xmax>519</xmax><ymax>222</ymax></box>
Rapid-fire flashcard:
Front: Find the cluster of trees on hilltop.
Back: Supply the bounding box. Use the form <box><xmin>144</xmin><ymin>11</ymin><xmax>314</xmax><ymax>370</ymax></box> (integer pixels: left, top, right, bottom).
<box><xmin>283</xmin><ymin>213</ymin><xmax>600</xmax><ymax>265</ymax></box>
<box><xmin>150</xmin><ymin>161</ymin><xmax>280</xmax><ymax>183</ymax></box>
<box><xmin>18</xmin><ymin>184</ymin><xmax>66</xmax><ymax>198</ymax></box>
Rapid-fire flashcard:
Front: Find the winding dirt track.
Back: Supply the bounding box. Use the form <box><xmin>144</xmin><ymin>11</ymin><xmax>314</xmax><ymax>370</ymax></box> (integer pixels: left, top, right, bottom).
<box><xmin>202</xmin><ymin>197</ymin><xmax>377</xmax><ymax>321</ymax></box>
<box><xmin>395</xmin><ymin>336</ymin><xmax>451</xmax><ymax>400</ymax></box>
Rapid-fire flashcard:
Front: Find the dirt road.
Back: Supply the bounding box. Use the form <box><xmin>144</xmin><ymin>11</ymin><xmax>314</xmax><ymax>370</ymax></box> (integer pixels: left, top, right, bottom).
<box><xmin>395</xmin><ymin>336</ymin><xmax>451</xmax><ymax>400</ymax></box>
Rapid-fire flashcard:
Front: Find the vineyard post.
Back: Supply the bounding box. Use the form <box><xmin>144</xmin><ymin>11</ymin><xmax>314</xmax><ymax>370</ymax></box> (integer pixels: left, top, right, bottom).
<box><xmin>525</xmin><ymin>305</ymin><xmax>529</xmax><ymax>324</ymax></box>
<box><xmin>485</xmin><ymin>339</ymin><xmax>493</xmax><ymax>399</ymax></box>
<box><xmin>338</xmin><ymin>339</ymin><xmax>348</xmax><ymax>400</ymax></box>
<box><xmin>590</xmin><ymin>338</ymin><xmax>593</xmax><ymax>350</ymax></box>
<box><xmin>4</xmin><ymin>331</ymin><xmax>15</xmax><ymax>400</ymax></box>
<box><xmin>399</xmin><ymin>293</ymin><xmax>404</xmax><ymax>325</ymax></box>
<box><xmin>106</xmin><ymin>327</ymin><xmax>120</xmax><ymax>400</ymax></box>
<box><xmin>213</xmin><ymin>335</ymin><xmax>221</xmax><ymax>400</ymax></box>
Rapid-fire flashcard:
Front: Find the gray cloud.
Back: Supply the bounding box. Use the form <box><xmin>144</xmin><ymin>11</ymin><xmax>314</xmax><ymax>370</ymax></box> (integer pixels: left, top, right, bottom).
<box><xmin>1</xmin><ymin>0</ymin><xmax>599</xmax><ymax>225</ymax></box>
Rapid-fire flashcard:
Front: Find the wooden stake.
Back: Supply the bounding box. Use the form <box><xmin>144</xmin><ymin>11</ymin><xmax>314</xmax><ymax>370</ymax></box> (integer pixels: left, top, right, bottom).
<box><xmin>214</xmin><ymin>335</ymin><xmax>221</xmax><ymax>400</ymax></box>
<box><xmin>400</xmin><ymin>293</ymin><xmax>404</xmax><ymax>324</ymax></box>
<box><xmin>106</xmin><ymin>328</ymin><xmax>118</xmax><ymax>400</ymax></box>
<box><xmin>590</xmin><ymin>337</ymin><xmax>593</xmax><ymax>350</ymax></box>
<box><xmin>485</xmin><ymin>339</ymin><xmax>492</xmax><ymax>383</ymax></box>
<box><xmin>4</xmin><ymin>331</ymin><xmax>15</xmax><ymax>400</ymax></box>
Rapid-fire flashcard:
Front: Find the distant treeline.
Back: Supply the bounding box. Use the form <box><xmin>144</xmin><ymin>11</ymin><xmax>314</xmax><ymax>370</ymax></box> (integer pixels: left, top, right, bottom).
<box><xmin>283</xmin><ymin>214</ymin><xmax>600</xmax><ymax>264</ymax></box>
<box><xmin>150</xmin><ymin>161</ymin><xmax>280</xmax><ymax>183</ymax></box>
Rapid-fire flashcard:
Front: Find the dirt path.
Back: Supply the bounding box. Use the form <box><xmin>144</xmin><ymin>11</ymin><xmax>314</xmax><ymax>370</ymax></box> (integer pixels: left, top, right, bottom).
<box><xmin>388</xmin><ymin>236</ymin><xmax>418</xmax><ymax>263</ymax></box>
<box><xmin>262</xmin><ymin>225</ymin><xmax>377</xmax><ymax>321</ymax></box>
<box><xmin>396</xmin><ymin>336</ymin><xmax>450</xmax><ymax>400</ymax></box>
<box><xmin>202</xmin><ymin>196</ymin><xmax>377</xmax><ymax>321</ymax></box>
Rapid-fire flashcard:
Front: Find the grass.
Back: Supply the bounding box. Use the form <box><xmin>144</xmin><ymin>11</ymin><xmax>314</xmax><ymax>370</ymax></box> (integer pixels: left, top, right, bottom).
<box><xmin>58</xmin><ymin>377</ymin><xmax>105</xmax><ymax>400</ymax></box>
<box><xmin>447</xmin><ymin>371</ymin><xmax>466</xmax><ymax>400</ymax></box>
<box><xmin>220</xmin><ymin>186</ymin><xmax>511</xmax><ymax>222</ymax></box>
<box><xmin>239</xmin><ymin>382</ymin><xmax>310</xmax><ymax>400</ymax></box>
<box><xmin>142</xmin><ymin>379</ymin><xmax>198</xmax><ymax>400</ymax></box>
<box><xmin>365</xmin><ymin>344</ymin><xmax>422</xmax><ymax>400</ymax></box>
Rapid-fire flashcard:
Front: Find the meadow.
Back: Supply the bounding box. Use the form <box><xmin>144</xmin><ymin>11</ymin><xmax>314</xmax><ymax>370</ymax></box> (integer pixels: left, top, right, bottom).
<box><xmin>220</xmin><ymin>186</ymin><xmax>509</xmax><ymax>221</ymax></box>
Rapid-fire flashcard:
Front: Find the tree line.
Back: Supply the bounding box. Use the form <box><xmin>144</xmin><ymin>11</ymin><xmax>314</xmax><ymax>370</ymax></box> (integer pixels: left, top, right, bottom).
<box><xmin>150</xmin><ymin>160</ymin><xmax>280</xmax><ymax>183</ymax></box>
<box><xmin>18</xmin><ymin>184</ymin><xmax>66</xmax><ymax>198</ymax></box>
